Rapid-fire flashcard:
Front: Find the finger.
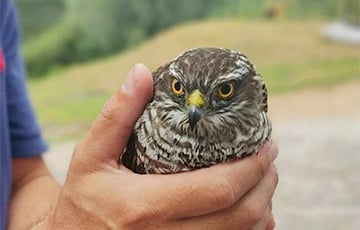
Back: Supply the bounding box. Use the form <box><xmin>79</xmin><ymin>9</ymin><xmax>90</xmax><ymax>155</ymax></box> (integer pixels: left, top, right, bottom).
<box><xmin>74</xmin><ymin>64</ymin><xmax>153</xmax><ymax>168</ymax></box>
<box><xmin>253</xmin><ymin>207</ymin><xmax>272</xmax><ymax>230</ymax></box>
<box><xmin>175</xmin><ymin>163</ymin><xmax>278</xmax><ymax>229</ymax></box>
<box><xmin>133</xmin><ymin>140</ymin><xmax>278</xmax><ymax>220</ymax></box>
<box><xmin>266</xmin><ymin>213</ymin><xmax>276</xmax><ymax>230</ymax></box>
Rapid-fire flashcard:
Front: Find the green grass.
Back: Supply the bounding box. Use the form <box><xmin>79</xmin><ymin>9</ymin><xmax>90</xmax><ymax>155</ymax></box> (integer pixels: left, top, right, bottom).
<box><xmin>261</xmin><ymin>58</ymin><xmax>360</xmax><ymax>93</ymax></box>
<box><xmin>28</xmin><ymin>19</ymin><xmax>360</xmax><ymax>142</ymax></box>
<box><xmin>36</xmin><ymin>92</ymin><xmax>109</xmax><ymax>125</ymax></box>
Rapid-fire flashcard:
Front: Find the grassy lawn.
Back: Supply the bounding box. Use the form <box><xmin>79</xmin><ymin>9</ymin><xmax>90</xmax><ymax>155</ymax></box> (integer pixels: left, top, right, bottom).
<box><xmin>28</xmin><ymin>19</ymin><xmax>360</xmax><ymax>142</ymax></box>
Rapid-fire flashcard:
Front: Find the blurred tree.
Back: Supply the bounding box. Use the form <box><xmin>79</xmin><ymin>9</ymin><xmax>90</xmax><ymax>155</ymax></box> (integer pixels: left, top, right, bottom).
<box><xmin>264</xmin><ymin>0</ymin><xmax>293</xmax><ymax>19</ymax></box>
<box><xmin>23</xmin><ymin>0</ymin><xmax>212</xmax><ymax>77</ymax></box>
<box><xmin>15</xmin><ymin>0</ymin><xmax>65</xmax><ymax>41</ymax></box>
<box><xmin>66</xmin><ymin>0</ymin><xmax>210</xmax><ymax>60</ymax></box>
<box><xmin>342</xmin><ymin>0</ymin><xmax>360</xmax><ymax>25</ymax></box>
<box><xmin>23</xmin><ymin>16</ymin><xmax>79</xmax><ymax>76</ymax></box>
<box><xmin>208</xmin><ymin>0</ymin><xmax>238</xmax><ymax>16</ymax></box>
<box><xmin>288</xmin><ymin>0</ymin><xmax>340</xmax><ymax>19</ymax></box>
<box><xmin>17</xmin><ymin>0</ymin><xmax>343</xmax><ymax>78</ymax></box>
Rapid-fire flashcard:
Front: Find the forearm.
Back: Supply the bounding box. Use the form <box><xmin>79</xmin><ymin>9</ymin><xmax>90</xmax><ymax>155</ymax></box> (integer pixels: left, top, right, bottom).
<box><xmin>8</xmin><ymin>157</ymin><xmax>60</xmax><ymax>230</ymax></box>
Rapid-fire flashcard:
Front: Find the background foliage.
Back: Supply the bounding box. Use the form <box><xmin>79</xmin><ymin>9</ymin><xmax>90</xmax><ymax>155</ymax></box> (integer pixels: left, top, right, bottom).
<box><xmin>15</xmin><ymin>0</ymin><xmax>342</xmax><ymax>77</ymax></box>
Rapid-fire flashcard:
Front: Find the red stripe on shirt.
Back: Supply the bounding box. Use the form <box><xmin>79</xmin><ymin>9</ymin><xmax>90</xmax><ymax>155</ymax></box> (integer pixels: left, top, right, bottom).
<box><xmin>0</xmin><ymin>50</ymin><xmax>5</xmax><ymax>73</ymax></box>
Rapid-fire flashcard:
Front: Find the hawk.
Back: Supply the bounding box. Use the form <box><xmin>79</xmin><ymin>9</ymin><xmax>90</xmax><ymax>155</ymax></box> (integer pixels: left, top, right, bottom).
<box><xmin>122</xmin><ymin>47</ymin><xmax>271</xmax><ymax>174</ymax></box>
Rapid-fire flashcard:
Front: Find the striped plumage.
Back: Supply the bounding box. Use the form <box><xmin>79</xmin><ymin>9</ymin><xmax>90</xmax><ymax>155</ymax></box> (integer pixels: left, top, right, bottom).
<box><xmin>122</xmin><ymin>47</ymin><xmax>271</xmax><ymax>174</ymax></box>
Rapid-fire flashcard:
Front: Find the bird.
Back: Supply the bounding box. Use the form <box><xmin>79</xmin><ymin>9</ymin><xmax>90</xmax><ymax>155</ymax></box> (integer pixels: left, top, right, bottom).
<box><xmin>121</xmin><ymin>47</ymin><xmax>271</xmax><ymax>174</ymax></box>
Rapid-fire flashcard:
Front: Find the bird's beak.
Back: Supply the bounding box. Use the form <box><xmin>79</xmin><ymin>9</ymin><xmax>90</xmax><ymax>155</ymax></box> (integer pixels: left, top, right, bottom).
<box><xmin>186</xmin><ymin>89</ymin><xmax>204</xmax><ymax>129</ymax></box>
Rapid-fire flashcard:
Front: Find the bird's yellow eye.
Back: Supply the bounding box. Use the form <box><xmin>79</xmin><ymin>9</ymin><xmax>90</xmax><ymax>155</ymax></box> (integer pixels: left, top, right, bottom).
<box><xmin>217</xmin><ymin>83</ymin><xmax>235</xmax><ymax>99</ymax></box>
<box><xmin>171</xmin><ymin>79</ymin><xmax>185</xmax><ymax>96</ymax></box>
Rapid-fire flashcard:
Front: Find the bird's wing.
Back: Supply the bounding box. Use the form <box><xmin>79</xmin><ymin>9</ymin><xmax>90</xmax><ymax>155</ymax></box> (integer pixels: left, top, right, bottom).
<box><xmin>121</xmin><ymin>134</ymin><xmax>146</xmax><ymax>174</ymax></box>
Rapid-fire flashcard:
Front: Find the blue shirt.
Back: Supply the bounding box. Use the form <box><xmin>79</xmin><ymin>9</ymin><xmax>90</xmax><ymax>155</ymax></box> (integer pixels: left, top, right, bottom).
<box><xmin>0</xmin><ymin>0</ymin><xmax>48</xmax><ymax>228</ymax></box>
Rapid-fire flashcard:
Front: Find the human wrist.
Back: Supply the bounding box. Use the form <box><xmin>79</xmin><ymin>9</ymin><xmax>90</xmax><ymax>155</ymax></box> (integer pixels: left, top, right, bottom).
<box><xmin>42</xmin><ymin>190</ymin><xmax>113</xmax><ymax>229</ymax></box>
<box><xmin>41</xmin><ymin>196</ymin><xmax>84</xmax><ymax>229</ymax></box>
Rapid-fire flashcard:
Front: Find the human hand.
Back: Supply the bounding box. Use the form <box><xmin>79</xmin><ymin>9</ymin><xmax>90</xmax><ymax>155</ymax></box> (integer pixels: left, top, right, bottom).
<box><xmin>43</xmin><ymin>64</ymin><xmax>278</xmax><ymax>230</ymax></box>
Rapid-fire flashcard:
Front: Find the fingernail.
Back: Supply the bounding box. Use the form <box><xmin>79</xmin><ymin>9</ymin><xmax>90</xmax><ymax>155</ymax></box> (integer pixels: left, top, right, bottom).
<box><xmin>122</xmin><ymin>65</ymin><xmax>137</xmax><ymax>91</ymax></box>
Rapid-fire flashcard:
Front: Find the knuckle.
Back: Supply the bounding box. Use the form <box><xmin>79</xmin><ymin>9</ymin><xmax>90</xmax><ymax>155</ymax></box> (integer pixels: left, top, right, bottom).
<box><xmin>243</xmin><ymin>201</ymin><xmax>264</xmax><ymax>226</ymax></box>
<box><xmin>210</xmin><ymin>177</ymin><xmax>237</xmax><ymax>208</ymax></box>
<box><xmin>120</xmin><ymin>203</ymin><xmax>159</xmax><ymax>227</ymax></box>
<box><xmin>120</xmin><ymin>206</ymin><xmax>144</xmax><ymax>226</ymax></box>
<box><xmin>254</xmin><ymin>157</ymin><xmax>268</xmax><ymax>180</ymax></box>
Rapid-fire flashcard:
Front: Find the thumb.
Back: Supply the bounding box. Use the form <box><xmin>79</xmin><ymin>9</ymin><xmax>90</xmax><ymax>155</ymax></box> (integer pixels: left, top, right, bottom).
<box><xmin>72</xmin><ymin>64</ymin><xmax>153</xmax><ymax>171</ymax></box>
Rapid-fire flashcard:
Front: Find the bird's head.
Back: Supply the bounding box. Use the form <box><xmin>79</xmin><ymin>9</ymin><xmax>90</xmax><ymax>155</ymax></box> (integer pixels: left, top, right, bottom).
<box><xmin>151</xmin><ymin>47</ymin><xmax>267</xmax><ymax>142</ymax></box>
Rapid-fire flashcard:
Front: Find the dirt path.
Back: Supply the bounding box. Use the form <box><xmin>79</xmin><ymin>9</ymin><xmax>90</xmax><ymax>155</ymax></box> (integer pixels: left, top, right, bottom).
<box><xmin>44</xmin><ymin>81</ymin><xmax>360</xmax><ymax>230</ymax></box>
<box><xmin>269</xmin><ymin>81</ymin><xmax>360</xmax><ymax>229</ymax></box>
<box><xmin>269</xmin><ymin>80</ymin><xmax>360</xmax><ymax>121</ymax></box>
